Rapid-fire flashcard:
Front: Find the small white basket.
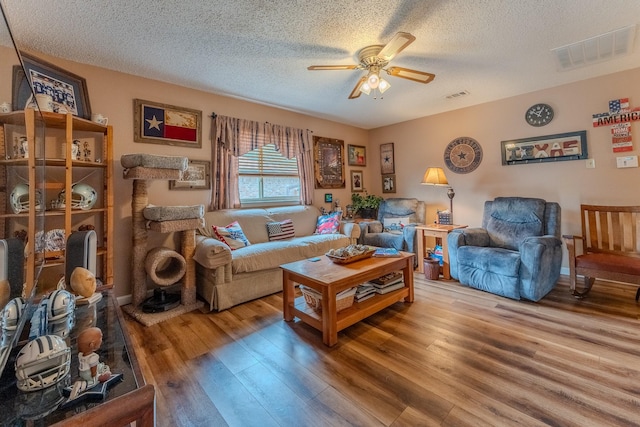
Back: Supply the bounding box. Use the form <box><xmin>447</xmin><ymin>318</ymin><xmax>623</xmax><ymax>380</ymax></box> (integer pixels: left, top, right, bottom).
<box><xmin>300</xmin><ymin>285</ymin><xmax>356</xmax><ymax>312</ymax></box>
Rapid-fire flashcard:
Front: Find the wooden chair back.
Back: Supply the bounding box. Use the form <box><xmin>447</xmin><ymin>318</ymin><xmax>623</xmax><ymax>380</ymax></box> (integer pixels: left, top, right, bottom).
<box><xmin>581</xmin><ymin>204</ymin><xmax>640</xmax><ymax>258</ymax></box>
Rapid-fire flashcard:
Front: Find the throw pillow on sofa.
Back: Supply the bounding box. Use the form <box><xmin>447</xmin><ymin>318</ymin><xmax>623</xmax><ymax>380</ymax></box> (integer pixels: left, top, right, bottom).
<box><xmin>267</xmin><ymin>219</ymin><xmax>295</xmax><ymax>241</ymax></box>
<box><xmin>315</xmin><ymin>212</ymin><xmax>341</xmax><ymax>234</ymax></box>
<box><xmin>212</xmin><ymin>221</ymin><xmax>251</xmax><ymax>250</ymax></box>
<box><xmin>383</xmin><ymin>216</ymin><xmax>411</xmax><ymax>231</ymax></box>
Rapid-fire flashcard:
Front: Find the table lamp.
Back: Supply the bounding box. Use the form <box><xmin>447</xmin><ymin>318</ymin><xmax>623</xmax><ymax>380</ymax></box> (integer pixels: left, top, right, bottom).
<box><xmin>421</xmin><ymin>167</ymin><xmax>455</xmax><ymax>223</ymax></box>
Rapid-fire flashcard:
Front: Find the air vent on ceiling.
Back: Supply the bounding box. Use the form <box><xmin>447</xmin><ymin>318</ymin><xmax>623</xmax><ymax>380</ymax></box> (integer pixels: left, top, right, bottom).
<box><xmin>446</xmin><ymin>90</ymin><xmax>470</xmax><ymax>99</ymax></box>
<box><xmin>551</xmin><ymin>24</ymin><xmax>636</xmax><ymax>71</ymax></box>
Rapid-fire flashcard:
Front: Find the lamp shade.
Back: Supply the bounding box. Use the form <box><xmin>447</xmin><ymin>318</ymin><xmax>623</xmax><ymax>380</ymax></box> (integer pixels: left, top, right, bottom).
<box><xmin>421</xmin><ymin>167</ymin><xmax>449</xmax><ymax>186</ymax></box>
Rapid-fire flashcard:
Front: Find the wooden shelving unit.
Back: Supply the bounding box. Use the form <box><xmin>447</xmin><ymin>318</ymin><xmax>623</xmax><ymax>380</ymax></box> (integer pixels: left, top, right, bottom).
<box><xmin>0</xmin><ymin>109</ymin><xmax>113</xmax><ymax>297</ymax></box>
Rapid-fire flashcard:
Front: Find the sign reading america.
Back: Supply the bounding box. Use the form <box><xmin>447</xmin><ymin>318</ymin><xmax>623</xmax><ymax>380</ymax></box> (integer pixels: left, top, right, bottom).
<box><xmin>134</xmin><ymin>99</ymin><xmax>202</xmax><ymax>148</ymax></box>
<box><xmin>592</xmin><ymin>98</ymin><xmax>640</xmax><ymax>128</ymax></box>
<box><xmin>591</xmin><ymin>98</ymin><xmax>635</xmax><ymax>152</ymax></box>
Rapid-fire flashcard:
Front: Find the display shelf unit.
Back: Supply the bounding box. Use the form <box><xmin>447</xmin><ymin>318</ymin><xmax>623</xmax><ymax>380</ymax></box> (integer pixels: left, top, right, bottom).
<box><xmin>0</xmin><ymin>109</ymin><xmax>113</xmax><ymax>297</ymax></box>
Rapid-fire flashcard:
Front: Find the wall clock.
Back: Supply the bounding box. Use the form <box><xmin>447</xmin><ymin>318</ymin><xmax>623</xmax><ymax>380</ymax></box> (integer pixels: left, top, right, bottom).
<box><xmin>525</xmin><ymin>103</ymin><xmax>554</xmax><ymax>127</ymax></box>
<box><xmin>444</xmin><ymin>136</ymin><xmax>483</xmax><ymax>174</ymax></box>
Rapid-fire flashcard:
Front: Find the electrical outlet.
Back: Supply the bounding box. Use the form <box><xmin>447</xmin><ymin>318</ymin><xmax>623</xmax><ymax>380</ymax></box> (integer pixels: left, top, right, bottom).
<box><xmin>585</xmin><ymin>159</ymin><xmax>595</xmax><ymax>169</ymax></box>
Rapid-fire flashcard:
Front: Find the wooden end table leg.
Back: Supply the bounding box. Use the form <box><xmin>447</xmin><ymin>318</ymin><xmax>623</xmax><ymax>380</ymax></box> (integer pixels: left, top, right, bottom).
<box><xmin>441</xmin><ymin>233</ymin><xmax>451</xmax><ymax>279</ymax></box>
<box><xmin>283</xmin><ymin>271</ymin><xmax>294</xmax><ymax>321</ymax></box>
<box><xmin>417</xmin><ymin>228</ymin><xmax>425</xmax><ymax>274</ymax></box>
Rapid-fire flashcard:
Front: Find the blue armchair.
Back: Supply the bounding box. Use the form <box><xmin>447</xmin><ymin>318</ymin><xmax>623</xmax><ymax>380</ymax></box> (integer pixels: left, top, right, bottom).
<box><xmin>447</xmin><ymin>197</ymin><xmax>562</xmax><ymax>301</ymax></box>
<box><xmin>358</xmin><ymin>198</ymin><xmax>426</xmax><ymax>267</ymax></box>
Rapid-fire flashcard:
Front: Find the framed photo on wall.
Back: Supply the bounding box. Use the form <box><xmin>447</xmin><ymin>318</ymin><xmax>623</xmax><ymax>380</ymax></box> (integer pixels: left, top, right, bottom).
<box><xmin>313</xmin><ymin>136</ymin><xmax>345</xmax><ymax>189</ymax></box>
<box><xmin>12</xmin><ymin>52</ymin><xmax>92</xmax><ymax>119</ymax></box>
<box><xmin>347</xmin><ymin>144</ymin><xmax>366</xmax><ymax>166</ymax></box>
<box><xmin>351</xmin><ymin>170</ymin><xmax>364</xmax><ymax>192</ymax></box>
<box><xmin>380</xmin><ymin>142</ymin><xmax>395</xmax><ymax>174</ymax></box>
<box><xmin>169</xmin><ymin>159</ymin><xmax>211</xmax><ymax>190</ymax></box>
<box><xmin>382</xmin><ymin>174</ymin><xmax>396</xmax><ymax>193</ymax></box>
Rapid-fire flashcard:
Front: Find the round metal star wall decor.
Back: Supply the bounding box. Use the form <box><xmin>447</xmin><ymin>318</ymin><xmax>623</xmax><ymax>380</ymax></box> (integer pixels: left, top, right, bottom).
<box><xmin>444</xmin><ymin>136</ymin><xmax>483</xmax><ymax>174</ymax></box>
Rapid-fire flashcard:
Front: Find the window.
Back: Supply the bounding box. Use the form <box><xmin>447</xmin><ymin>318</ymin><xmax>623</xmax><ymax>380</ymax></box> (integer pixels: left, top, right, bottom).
<box><xmin>238</xmin><ymin>144</ymin><xmax>300</xmax><ymax>204</ymax></box>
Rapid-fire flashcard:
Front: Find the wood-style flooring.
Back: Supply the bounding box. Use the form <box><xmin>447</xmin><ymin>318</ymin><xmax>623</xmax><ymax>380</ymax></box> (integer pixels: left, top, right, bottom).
<box><xmin>124</xmin><ymin>275</ymin><xmax>640</xmax><ymax>426</ymax></box>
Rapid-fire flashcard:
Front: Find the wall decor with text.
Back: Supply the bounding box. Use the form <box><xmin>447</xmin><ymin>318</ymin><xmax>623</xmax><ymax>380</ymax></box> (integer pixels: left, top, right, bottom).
<box><xmin>501</xmin><ymin>130</ymin><xmax>588</xmax><ymax>166</ymax></box>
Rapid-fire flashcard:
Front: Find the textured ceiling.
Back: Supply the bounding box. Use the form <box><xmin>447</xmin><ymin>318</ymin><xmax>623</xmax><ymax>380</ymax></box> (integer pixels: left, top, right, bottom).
<box><xmin>2</xmin><ymin>0</ymin><xmax>639</xmax><ymax>129</ymax></box>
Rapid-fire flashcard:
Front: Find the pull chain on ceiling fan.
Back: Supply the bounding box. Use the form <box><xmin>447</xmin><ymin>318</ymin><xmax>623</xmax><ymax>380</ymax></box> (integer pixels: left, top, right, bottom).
<box><xmin>308</xmin><ymin>32</ymin><xmax>435</xmax><ymax>99</ymax></box>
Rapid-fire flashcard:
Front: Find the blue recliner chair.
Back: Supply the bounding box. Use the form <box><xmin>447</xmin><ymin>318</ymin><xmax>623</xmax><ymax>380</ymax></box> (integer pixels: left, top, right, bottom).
<box><xmin>448</xmin><ymin>197</ymin><xmax>562</xmax><ymax>301</ymax></box>
<box><xmin>358</xmin><ymin>198</ymin><xmax>426</xmax><ymax>267</ymax></box>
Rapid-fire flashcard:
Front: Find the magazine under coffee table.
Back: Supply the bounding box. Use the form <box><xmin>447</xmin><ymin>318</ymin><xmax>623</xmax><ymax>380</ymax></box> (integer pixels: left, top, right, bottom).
<box><xmin>281</xmin><ymin>252</ymin><xmax>414</xmax><ymax>346</ymax></box>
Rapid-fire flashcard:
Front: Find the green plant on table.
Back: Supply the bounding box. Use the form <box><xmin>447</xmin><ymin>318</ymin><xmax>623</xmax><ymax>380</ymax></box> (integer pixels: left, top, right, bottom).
<box><xmin>351</xmin><ymin>191</ymin><xmax>383</xmax><ymax>218</ymax></box>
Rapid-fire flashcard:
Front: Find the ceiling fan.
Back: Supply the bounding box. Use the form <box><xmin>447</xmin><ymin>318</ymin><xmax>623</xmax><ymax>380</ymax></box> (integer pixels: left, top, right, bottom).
<box><xmin>308</xmin><ymin>32</ymin><xmax>435</xmax><ymax>99</ymax></box>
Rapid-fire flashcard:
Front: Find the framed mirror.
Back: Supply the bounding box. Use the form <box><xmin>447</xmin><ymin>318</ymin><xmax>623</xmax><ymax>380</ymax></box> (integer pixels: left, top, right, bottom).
<box><xmin>0</xmin><ymin>3</ymin><xmax>47</xmax><ymax>376</ymax></box>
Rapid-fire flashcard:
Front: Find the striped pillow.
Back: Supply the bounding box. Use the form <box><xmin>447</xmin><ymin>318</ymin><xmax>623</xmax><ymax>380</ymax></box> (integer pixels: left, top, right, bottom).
<box><xmin>267</xmin><ymin>219</ymin><xmax>295</xmax><ymax>241</ymax></box>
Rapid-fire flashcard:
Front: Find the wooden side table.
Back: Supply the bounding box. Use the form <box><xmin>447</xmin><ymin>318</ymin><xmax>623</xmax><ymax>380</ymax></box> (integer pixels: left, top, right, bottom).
<box><xmin>416</xmin><ymin>224</ymin><xmax>467</xmax><ymax>279</ymax></box>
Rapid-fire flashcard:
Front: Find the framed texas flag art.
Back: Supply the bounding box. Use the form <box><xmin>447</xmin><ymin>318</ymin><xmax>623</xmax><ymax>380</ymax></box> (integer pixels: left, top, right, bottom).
<box><xmin>133</xmin><ymin>99</ymin><xmax>202</xmax><ymax>148</ymax></box>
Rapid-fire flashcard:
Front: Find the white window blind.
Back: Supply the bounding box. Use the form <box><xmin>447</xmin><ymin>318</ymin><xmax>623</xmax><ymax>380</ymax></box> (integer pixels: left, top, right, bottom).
<box><xmin>238</xmin><ymin>144</ymin><xmax>300</xmax><ymax>204</ymax></box>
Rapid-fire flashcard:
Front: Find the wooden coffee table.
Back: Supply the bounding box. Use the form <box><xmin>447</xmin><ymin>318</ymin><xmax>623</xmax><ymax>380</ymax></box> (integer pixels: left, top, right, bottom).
<box><xmin>281</xmin><ymin>252</ymin><xmax>414</xmax><ymax>346</ymax></box>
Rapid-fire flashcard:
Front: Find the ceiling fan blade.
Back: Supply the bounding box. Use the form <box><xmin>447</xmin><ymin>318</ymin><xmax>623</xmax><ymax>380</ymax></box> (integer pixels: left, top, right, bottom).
<box><xmin>387</xmin><ymin>67</ymin><xmax>435</xmax><ymax>84</ymax></box>
<box><xmin>377</xmin><ymin>32</ymin><xmax>416</xmax><ymax>62</ymax></box>
<box><xmin>348</xmin><ymin>76</ymin><xmax>367</xmax><ymax>99</ymax></box>
<box><xmin>308</xmin><ymin>65</ymin><xmax>358</xmax><ymax>70</ymax></box>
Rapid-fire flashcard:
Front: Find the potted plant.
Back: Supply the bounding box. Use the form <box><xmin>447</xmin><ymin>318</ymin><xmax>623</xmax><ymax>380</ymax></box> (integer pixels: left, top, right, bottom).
<box><xmin>351</xmin><ymin>191</ymin><xmax>383</xmax><ymax>219</ymax></box>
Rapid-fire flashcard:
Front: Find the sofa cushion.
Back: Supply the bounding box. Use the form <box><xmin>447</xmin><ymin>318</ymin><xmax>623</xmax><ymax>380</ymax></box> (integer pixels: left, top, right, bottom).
<box><xmin>458</xmin><ymin>246</ymin><xmax>521</xmax><ymax>277</ymax></box>
<box><xmin>486</xmin><ymin>197</ymin><xmax>546</xmax><ymax>250</ymax></box>
<box><xmin>212</xmin><ymin>221</ymin><xmax>251</xmax><ymax>250</ymax></box>
<box><xmin>315</xmin><ymin>212</ymin><xmax>342</xmax><ymax>234</ymax></box>
<box><xmin>231</xmin><ymin>233</ymin><xmax>350</xmax><ymax>274</ymax></box>
<box><xmin>383</xmin><ymin>216</ymin><xmax>411</xmax><ymax>231</ymax></box>
<box><xmin>266</xmin><ymin>219</ymin><xmax>295</xmax><ymax>241</ymax></box>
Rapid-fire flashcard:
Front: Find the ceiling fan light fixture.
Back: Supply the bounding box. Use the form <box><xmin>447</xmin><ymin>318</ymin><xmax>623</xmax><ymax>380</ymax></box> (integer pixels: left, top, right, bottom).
<box><xmin>378</xmin><ymin>78</ymin><xmax>391</xmax><ymax>93</ymax></box>
<box><xmin>366</xmin><ymin>68</ymin><xmax>380</xmax><ymax>89</ymax></box>
<box><xmin>359</xmin><ymin>82</ymin><xmax>372</xmax><ymax>95</ymax></box>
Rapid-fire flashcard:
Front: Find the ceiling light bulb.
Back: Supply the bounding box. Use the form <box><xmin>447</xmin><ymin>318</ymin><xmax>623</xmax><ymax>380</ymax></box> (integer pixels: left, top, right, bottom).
<box><xmin>378</xmin><ymin>78</ymin><xmax>391</xmax><ymax>93</ymax></box>
<box><xmin>367</xmin><ymin>71</ymin><xmax>380</xmax><ymax>89</ymax></box>
<box><xmin>360</xmin><ymin>82</ymin><xmax>371</xmax><ymax>95</ymax></box>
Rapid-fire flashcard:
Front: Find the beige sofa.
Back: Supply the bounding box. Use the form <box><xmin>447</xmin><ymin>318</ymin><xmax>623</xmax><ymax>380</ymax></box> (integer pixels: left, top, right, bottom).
<box><xmin>194</xmin><ymin>205</ymin><xmax>360</xmax><ymax>311</ymax></box>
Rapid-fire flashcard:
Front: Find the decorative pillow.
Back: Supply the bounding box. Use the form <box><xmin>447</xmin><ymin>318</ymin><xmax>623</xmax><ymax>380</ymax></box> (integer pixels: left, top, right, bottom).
<box><xmin>383</xmin><ymin>216</ymin><xmax>411</xmax><ymax>231</ymax></box>
<box><xmin>267</xmin><ymin>219</ymin><xmax>295</xmax><ymax>241</ymax></box>
<box><xmin>315</xmin><ymin>212</ymin><xmax>342</xmax><ymax>235</ymax></box>
<box><xmin>212</xmin><ymin>221</ymin><xmax>251</xmax><ymax>250</ymax></box>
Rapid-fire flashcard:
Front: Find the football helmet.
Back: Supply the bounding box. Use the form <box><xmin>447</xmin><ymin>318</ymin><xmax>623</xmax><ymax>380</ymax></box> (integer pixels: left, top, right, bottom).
<box><xmin>15</xmin><ymin>335</ymin><xmax>71</xmax><ymax>391</ymax></box>
<box><xmin>2</xmin><ymin>297</ymin><xmax>25</xmax><ymax>330</ymax></box>
<box><xmin>10</xmin><ymin>183</ymin><xmax>44</xmax><ymax>214</ymax></box>
<box><xmin>46</xmin><ymin>289</ymin><xmax>76</xmax><ymax>321</ymax></box>
<box><xmin>57</xmin><ymin>182</ymin><xmax>97</xmax><ymax>210</ymax></box>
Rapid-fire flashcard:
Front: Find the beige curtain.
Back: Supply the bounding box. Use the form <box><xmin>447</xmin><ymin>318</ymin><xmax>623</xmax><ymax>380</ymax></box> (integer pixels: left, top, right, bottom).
<box><xmin>210</xmin><ymin>115</ymin><xmax>314</xmax><ymax>210</ymax></box>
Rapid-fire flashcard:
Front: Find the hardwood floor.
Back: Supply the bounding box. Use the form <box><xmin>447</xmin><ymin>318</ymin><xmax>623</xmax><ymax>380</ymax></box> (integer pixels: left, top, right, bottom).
<box><xmin>124</xmin><ymin>275</ymin><xmax>640</xmax><ymax>426</ymax></box>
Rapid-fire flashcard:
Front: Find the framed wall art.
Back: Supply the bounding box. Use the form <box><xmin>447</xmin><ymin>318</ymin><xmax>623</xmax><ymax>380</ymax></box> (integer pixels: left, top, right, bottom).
<box><xmin>12</xmin><ymin>52</ymin><xmax>92</xmax><ymax>119</ymax></box>
<box><xmin>347</xmin><ymin>144</ymin><xmax>366</xmax><ymax>166</ymax></box>
<box><xmin>351</xmin><ymin>170</ymin><xmax>364</xmax><ymax>192</ymax></box>
<box><xmin>501</xmin><ymin>130</ymin><xmax>588</xmax><ymax>166</ymax></box>
<box><xmin>134</xmin><ymin>99</ymin><xmax>202</xmax><ymax>148</ymax></box>
<box><xmin>380</xmin><ymin>142</ymin><xmax>395</xmax><ymax>174</ymax></box>
<box><xmin>169</xmin><ymin>159</ymin><xmax>211</xmax><ymax>190</ymax></box>
<box><xmin>313</xmin><ymin>136</ymin><xmax>345</xmax><ymax>189</ymax></box>
<box><xmin>382</xmin><ymin>174</ymin><xmax>396</xmax><ymax>193</ymax></box>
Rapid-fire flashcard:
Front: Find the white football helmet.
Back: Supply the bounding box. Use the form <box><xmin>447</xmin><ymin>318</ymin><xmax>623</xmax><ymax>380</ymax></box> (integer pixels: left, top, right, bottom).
<box><xmin>2</xmin><ymin>297</ymin><xmax>25</xmax><ymax>330</ymax></box>
<box><xmin>57</xmin><ymin>182</ymin><xmax>97</xmax><ymax>210</ymax></box>
<box><xmin>15</xmin><ymin>335</ymin><xmax>71</xmax><ymax>391</ymax></box>
<box><xmin>46</xmin><ymin>289</ymin><xmax>76</xmax><ymax>321</ymax></box>
<box><xmin>10</xmin><ymin>183</ymin><xmax>44</xmax><ymax>214</ymax></box>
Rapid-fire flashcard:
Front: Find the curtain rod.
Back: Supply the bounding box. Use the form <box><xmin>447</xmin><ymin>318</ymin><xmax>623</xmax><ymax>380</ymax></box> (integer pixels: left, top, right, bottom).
<box><xmin>209</xmin><ymin>112</ymin><xmax>313</xmax><ymax>133</ymax></box>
